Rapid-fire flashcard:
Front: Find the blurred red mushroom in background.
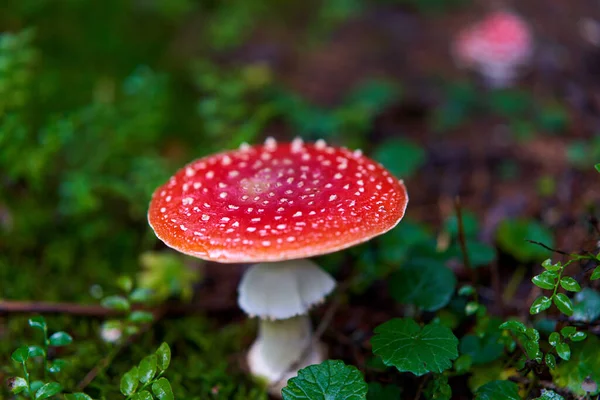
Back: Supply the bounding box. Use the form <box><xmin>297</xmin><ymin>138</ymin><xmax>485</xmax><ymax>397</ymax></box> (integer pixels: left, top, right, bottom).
<box><xmin>148</xmin><ymin>137</ymin><xmax>408</xmax><ymax>396</ymax></box>
<box><xmin>453</xmin><ymin>11</ymin><xmax>533</xmax><ymax>88</ymax></box>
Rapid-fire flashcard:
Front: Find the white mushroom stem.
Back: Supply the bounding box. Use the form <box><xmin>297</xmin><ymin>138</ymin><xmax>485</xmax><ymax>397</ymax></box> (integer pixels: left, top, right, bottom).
<box><xmin>248</xmin><ymin>315</ymin><xmax>324</xmax><ymax>391</ymax></box>
<box><xmin>237</xmin><ymin>260</ymin><xmax>336</xmax><ymax>394</ymax></box>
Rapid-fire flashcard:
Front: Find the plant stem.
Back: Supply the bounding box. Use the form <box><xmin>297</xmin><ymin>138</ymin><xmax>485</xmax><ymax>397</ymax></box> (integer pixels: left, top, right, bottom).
<box><xmin>22</xmin><ymin>362</ymin><xmax>32</xmax><ymax>399</ymax></box>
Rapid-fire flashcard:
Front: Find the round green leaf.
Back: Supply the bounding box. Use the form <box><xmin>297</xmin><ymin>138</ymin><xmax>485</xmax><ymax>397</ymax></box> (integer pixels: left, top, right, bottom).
<box><xmin>101</xmin><ymin>295</ymin><xmax>130</xmax><ymax>312</ymax></box>
<box><xmin>372</xmin><ymin>138</ymin><xmax>425</xmax><ymax>178</ymax></box>
<box><xmin>138</xmin><ymin>355</ymin><xmax>157</xmax><ymax>384</ymax></box>
<box><xmin>120</xmin><ymin>367</ymin><xmax>139</xmax><ymax>396</ymax></box>
<box><xmin>536</xmin><ymin>389</ymin><xmax>564</xmax><ymax>399</ymax></box>
<box><xmin>549</xmin><ymin>332</ymin><xmax>560</xmax><ymax>347</ymax></box>
<box><xmin>530</xmin><ymin>296</ymin><xmax>552</xmax><ymax>314</ymax></box>
<box><xmin>34</xmin><ymin>382</ymin><xmax>62</xmax><ymax>399</ymax></box>
<box><xmin>496</xmin><ymin>219</ymin><xmax>554</xmax><ymax>263</ymax></box>
<box><xmin>371</xmin><ymin>318</ymin><xmax>459</xmax><ymax>376</ymax></box>
<box><xmin>560</xmin><ymin>277</ymin><xmax>581</xmax><ymax>292</ymax></box>
<box><xmin>28</xmin><ymin>345</ymin><xmax>45</xmax><ymax>358</ymax></box>
<box><xmin>129</xmin><ymin>311</ymin><xmax>154</xmax><ymax>324</ymax></box>
<box><xmin>556</xmin><ymin>342</ymin><xmax>571</xmax><ymax>361</ymax></box>
<box><xmin>64</xmin><ymin>394</ymin><xmax>94</xmax><ymax>400</ymax></box>
<box><xmin>388</xmin><ymin>259</ymin><xmax>456</xmax><ymax>311</ymax></box>
<box><xmin>151</xmin><ymin>377</ymin><xmax>174</xmax><ymax>400</ymax></box>
<box><xmin>572</xmin><ymin>288</ymin><xmax>600</xmax><ymax>322</ymax></box>
<box><xmin>132</xmin><ymin>391</ymin><xmax>153</xmax><ymax>400</ymax></box>
<box><xmin>554</xmin><ymin>294</ymin><xmax>574</xmax><ymax>317</ymax></box>
<box><xmin>282</xmin><ymin>360</ymin><xmax>367</xmax><ymax>400</ymax></box>
<box><xmin>49</xmin><ymin>331</ymin><xmax>73</xmax><ymax>347</ymax></box>
<box><xmin>570</xmin><ymin>332</ymin><xmax>587</xmax><ymax>342</ymax></box>
<box><xmin>499</xmin><ymin>320</ymin><xmax>527</xmax><ymax>334</ymax></box>
<box><xmin>532</xmin><ymin>273</ymin><xmax>556</xmax><ymax>290</ymax></box>
<box><xmin>545</xmin><ymin>353</ymin><xmax>556</xmax><ymax>370</ymax></box>
<box><xmin>28</xmin><ymin>316</ymin><xmax>47</xmax><ymax>331</ymax></box>
<box><xmin>590</xmin><ymin>266</ymin><xmax>600</xmax><ymax>280</ymax></box>
<box><xmin>155</xmin><ymin>342</ymin><xmax>171</xmax><ymax>371</ymax></box>
<box><xmin>11</xmin><ymin>346</ymin><xmax>30</xmax><ymax>363</ymax></box>
<box><xmin>459</xmin><ymin>334</ymin><xmax>504</xmax><ymax>365</ymax></box>
<box><xmin>475</xmin><ymin>380</ymin><xmax>520</xmax><ymax>400</ymax></box>
<box><xmin>48</xmin><ymin>359</ymin><xmax>67</xmax><ymax>374</ymax></box>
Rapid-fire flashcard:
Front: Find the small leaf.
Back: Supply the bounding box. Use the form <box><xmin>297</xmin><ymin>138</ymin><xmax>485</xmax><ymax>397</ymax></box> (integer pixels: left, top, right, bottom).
<box><xmin>34</xmin><ymin>382</ymin><xmax>62</xmax><ymax>399</ymax></box>
<box><xmin>120</xmin><ymin>366</ymin><xmax>139</xmax><ymax>396</ymax></box>
<box><xmin>9</xmin><ymin>377</ymin><xmax>28</xmax><ymax>394</ymax></box>
<box><xmin>549</xmin><ymin>332</ymin><xmax>561</xmax><ymax>346</ymax></box>
<box><xmin>48</xmin><ymin>359</ymin><xmax>68</xmax><ymax>374</ymax></box>
<box><xmin>560</xmin><ymin>326</ymin><xmax>576</xmax><ymax>338</ymax></box>
<box><xmin>573</xmin><ymin>288</ymin><xmax>600</xmax><ymax>322</ymax></box>
<box><xmin>458</xmin><ymin>285</ymin><xmax>475</xmax><ymax>296</ymax></box>
<box><xmin>155</xmin><ymin>342</ymin><xmax>171</xmax><ymax>371</ymax></box>
<box><xmin>64</xmin><ymin>394</ymin><xmax>93</xmax><ymax>400</ymax></box>
<box><xmin>138</xmin><ymin>355</ymin><xmax>157</xmax><ymax>384</ymax></box>
<box><xmin>129</xmin><ymin>288</ymin><xmax>154</xmax><ymax>303</ymax></box>
<box><xmin>590</xmin><ymin>266</ymin><xmax>600</xmax><ymax>280</ymax></box>
<box><xmin>499</xmin><ymin>320</ymin><xmax>527</xmax><ymax>334</ymax></box>
<box><xmin>117</xmin><ymin>276</ymin><xmax>133</xmax><ymax>293</ymax></box>
<box><xmin>545</xmin><ymin>353</ymin><xmax>556</xmax><ymax>370</ymax></box>
<box><xmin>532</xmin><ymin>273</ymin><xmax>556</xmax><ymax>290</ymax></box>
<box><xmin>101</xmin><ymin>295</ymin><xmax>130</xmax><ymax>312</ymax></box>
<box><xmin>12</xmin><ymin>346</ymin><xmax>30</xmax><ymax>363</ymax></box>
<box><xmin>454</xmin><ymin>354</ymin><xmax>473</xmax><ymax>374</ymax></box>
<box><xmin>129</xmin><ymin>311</ymin><xmax>154</xmax><ymax>324</ymax></box>
<box><xmin>556</xmin><ymin>342</ymin><xmax>571</xmax><ymax>360</ymax></box>
<box><xmin>281</xmin><ymin>360</ymin><xmax>367</xmax><ymax>400</ymax></box>
<box><xmin>28</xmin><ymin>345</ymin><xmax>45</xmax><ymax>357</ymax></box>
<box><xmin>475</xmin><ymin>380</ymin><xmax>520</xmax><ymax>400</ymax></box>
<box><xmin>371</xmin><ymin>318</ymin><xmax>459</xmax><ymax>376</ymax></box>
<box><xmin>49</xmin><ymin>331</ymin><xmax>73</xmax><ymax>346</ymax></box>
<box><xmin>28</xmin><ymin>316</ymin><xmax>47</xmax><ymax>331</ymax></box>
<box><xmin>570</xmin><ymin>331</ymin><xmax>587</xmax><ymax>342</ymax></box>
<box><xmin>530</xmin><ymin>296</ymin><xmax>552</xmax><ymax>314</ymax></box>
<box><xmin>151</xmin><ymin>378</ymin><xmax>174</xmax><ymax>400</ymax></box>
<box><xmin>560</xmin><ymin>277</ymin><xmax>581</xmax><ymax>292</ymax></box>
<box><xmin>132</xmin><ymin>390</ymin><xmax>153</xmax><ymax>400</ymax></box>
<box><xmin>554</xmin><ymin>294</ymin><xmax>574</xmax><ymax>316</ymax></box>
<box><xmin>542</xmin><ymin>259</ymin><xmax>561</xmax><ymax>272</ymax></box>
<box><xmin>595</xmin><ymin>163</ymin><xmax>600</xmax><ymax>173</ymax></box>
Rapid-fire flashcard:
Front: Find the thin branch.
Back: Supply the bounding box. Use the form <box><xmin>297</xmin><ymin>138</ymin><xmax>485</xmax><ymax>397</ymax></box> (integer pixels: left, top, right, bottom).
<box><xmin>525</xmin><ymin>240</ymin><xmax>572</xmax><ymax>257</ymax></box>
<box><xmin>454</xmin><ymin>196</ymin><xmax>473</xmax><ymax>271</ymax></box>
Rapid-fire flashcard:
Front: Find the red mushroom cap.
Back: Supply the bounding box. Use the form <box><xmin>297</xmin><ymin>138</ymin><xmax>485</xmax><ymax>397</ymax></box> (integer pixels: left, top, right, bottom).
<box><xmin>454</xmin><ymin>11</ymin><xmax>532</xmax><ymax>67</ymax></box>
<box><xmin>148</xmin><ymin>138</ymin><xmax>408</xmax><ymax>263</ymax></box>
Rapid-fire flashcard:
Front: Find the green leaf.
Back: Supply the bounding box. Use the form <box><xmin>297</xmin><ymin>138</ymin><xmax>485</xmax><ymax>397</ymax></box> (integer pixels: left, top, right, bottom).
<box><xmin>532</xmin><ymin>272</ymin><xmax>556</xmax><ymax>290</ymax></box>
<box><xmin>9</xmin><ymin>377</ymin><xmax>28</xmax><ymax>394</ymax></box>
<box><xmin>28</xmin><ymin>345</ymin><xmax>45</xmax><ymax>357</ymax></box>
<box><xmin>549</xmin><ymin>332</ymin><xmax>560</xmax><ymax>346</ymax></box>
<box><xmin>560</xmin><ymin>277</ymin><xmax>581</xmax><ymax>292</ymax></box>
<box><xmin>48</xmin><ymin>359</ymin><xmax>67</xmax><ymax>373</ymax></box>
<box><xmin>129</xmin><ymin>288</ymin><xmax>154</xmax><ymax>303</ymax></box>
<box><xmin>535</xmin><ymin>389</ymin><xmax>565</xmax><ymax>400</ymax></box>
<box><xmin>530</xmin><ymin>296</ymin><xmax>552</xmax><ymax>314</ymax></box>
<box><xmin>595</xmin><ymin>163</ymin><xmax>600</xmax><ymax>173</ymax></box>
<box><xmin>542</xmin><ymin>259</ymin><xmax>562</xmax><ymax>272</ymax></box>
<box><xmin>591</xmin><ymin>266</ymin><xmax>600</xmax><ymax>280</ymax></box>
<box><xmin>570</xmin><ymin>331</ymin><xmax>587</xmax><ymax>342</ymax></box>
<box><xmin>454</xmin><ymin>354</ymin><xmax>473</xmax><ymax>374</ymax></box>
<box><xmin>11</xmin><ymin>345</ymin><xmax>30</xmax><ymax>363</ymax></box>
<box><xmin>64</xmin><ymin>394</ymin><xmax>93</xmax><ymax>400</ymax></box>
<box><xmin>34</xmin><ymin>382</ymin><xmax>62</xmax><ymax>399</ymax></box>
<box><xmin>554</xmin><ymin>294</ymin><xmax>574</xmax><ymax>316</ymax></box>
<box><xmin>444</xmin><ymin>211</ymin><xmax>479</xmax><ymax>238</ymax></box>
<box><xmin>28</xmin><ymin>316</ymin><xmax>47</xmax><ymax>331</ymax></box>
<box><xmin>138</xmin><ymin>354</ymin><xmax>157</xmax><ymax>384</ymax></box>
<box><xmin>120</xmin><ymin>366</ymin><xmax>139</xmax><ymax>396</ymax></box>
<box><xmin>117</xmin><ymin>275</ymin><xmax>133</xmax><ymax>292</ymax></box>
<box><xmin>496</xmin><ymin>219</ymin><xmax>554</xmax><ymax>263</ymax></box>
<box><xmin>367</xmin><ymin>382</ymin><xmax>402</xmax><ymax>400</ymax></box>
<box><xmin>129</xmin><ymin>311</ymin><xmax>154</xmax><ymax>324</ymax></box>
<box><xmin>151</xmin><ymin>377</ymin><xmax>174</xmax><ymax>400</ymax></box>
<box><xmin>499</xmin><ymin>320</ymin><xmax>527</xmax><ymax>334</ymax></box>
<box><xmin>132</xmin><ymin>391</ymin><xmax>153</xmax><ymax>400</ymax></box>
<box><xmin>545</xmin><ymin>353</ymin><xmax>556</xmax><ymax>370</ymax></box>
<box><xmin>475</xmin><ymin>380</ymin><xmax>520</xmax><ymax>400</ymax></box>
<box><xmin>101</xmin><ymin>295</ymin><xmax>130</xmax><ymax>312</ymax></box>
<box><xmin>467</xmin><ymin>241</ymin><xmax>497</xmax><ymax>267</ymax></box>
<box><xmin>556</xmin><ymin>342</ymin><xmax>571</xmax><ymax>361</ymax></box>
<box><xmin>559</xmin><ymin>326</ymin><xmax>576</xmax><ymax>338</ymax></box>
<box><xmin>458</xmin><ymin>285</ymin><xmax>475</xmax><ymax>297</ymax></box>
<box><xmin>48</xmin><ymin>331</ymin><xmax>73</xmax><ymax>346</ymax></box>
<box><xmin>155</xmin><ymin>342</ymin><xmax>171</xmax><ymax>371</ymax></box>
<box><xmin>572</xmin><ymin>288</ymin><xmax>600</xmax><ymax>322</ymax></box>
<box><xmin>372</xmin><ymin>138</ymin><xmax>426</xmax><ymax>178</ymax></box>
<box><xmin>281</xmin><ymin>360</ymin><xmax>368</xmax><ymax>400</ymax></box>
<box><xmin>371</xmin><ymin>318</ymin><xmax>459</xmax><ymax>376</ymax></box>
<box><xmin>388</xmin><ymin>258</ymin><xmax>456</xmax><ymax>311</ymax></box>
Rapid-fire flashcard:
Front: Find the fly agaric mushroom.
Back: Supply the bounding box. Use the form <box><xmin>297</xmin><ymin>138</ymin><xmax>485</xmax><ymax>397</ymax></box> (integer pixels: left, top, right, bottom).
<box><xmin>148</xmin><ymin>138</ymin><xmax>408</xmax><ymax>395</ymax></box>
<box><xmin>453</xmin><ymin>11</ymin><xmax>533</xmax><ymax>87</ymax></box>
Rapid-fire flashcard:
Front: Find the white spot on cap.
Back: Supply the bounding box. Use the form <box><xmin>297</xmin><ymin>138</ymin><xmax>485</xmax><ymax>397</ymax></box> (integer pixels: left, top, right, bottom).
<box><xmin>293</xmin><ymin>211</ymin><xmax>302</xmax><ymax>217</ymax></box>
<box><xmin>315</xmin><ymin>139</ymin><xmax>326</xmax><ymax>149</ymax></box>
<box><xmin>201</xmin><ymin>214</ymin><xmax>210</xmax><ymax>221</ymax></box>
<box><xmin>221</xmin><ymin>155</ymin><xmax>232</xmax><ymax>166</ymax></box>
<box><xmin>291</xmin><ymin>137</ymin><xmax>303</xmax><ymax>153</ymax></box>
<box><xmin>219</xmin><ymin>192</ymin><xmax>228</xmax><ymax>199</ymax></box>
<box><xmin>265</xmin><ymin>137</ymin><xmax>277</xmax><ymax>150</ymax></box>
<box><xmin>206</xmin><ymin>171</ymin><xmax>214</xmax><ymax>179</ymax></box>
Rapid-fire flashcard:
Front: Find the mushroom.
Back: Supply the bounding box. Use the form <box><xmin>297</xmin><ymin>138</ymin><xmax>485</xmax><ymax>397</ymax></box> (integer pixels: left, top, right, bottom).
<box><xmin>453</xmin><ymin>11</ymin><xmax>533</xmax><ymax>88</ymax></box>
<box><xmin>147</xmin><ymin>138</ymin><xmax>408</xmax><ymax>395</ymax></box>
